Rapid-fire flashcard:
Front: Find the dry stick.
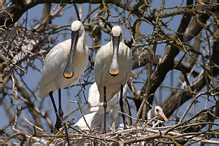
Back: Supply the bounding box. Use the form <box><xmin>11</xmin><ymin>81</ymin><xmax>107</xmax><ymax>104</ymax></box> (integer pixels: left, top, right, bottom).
<box><xmin>24</xmin><ymin>118</ymin><xmax>43</xmax><ymax>132</ymax></box>
<box><xmin>69</xmin><ymin>100</ymin><xmax>91</xmax><ymax>130</ymax></box>
<box><xmin>73</xmin><ymin>3</ymin><xmax>81</xmax><ymax>21</ymax></box>
<box><xmin>179</xmin><ymin>91</ymin><xmax>205</xmax><ymax>123</ymax></box>
<box><xmin>179</xmin><ymin>88</ymin><xmax>219</xmax><ymax>123</ymax></box>
<box><xmin>118</xmin><ymin>111</ymin><xmax>136</xmax><ymax>121</ymax></box>
<box><xmin>118</xmin><ymin>125</ymin><xmax>219</xmax><ymax>145</ymax></box>
<box><xmin>79</xmin><ymin>4</ymin><xmax>82</xmax><ymax>20</ymax></box>
<box><xmin>82</xmin><ymin>5</ymin><xmax>101</xmax><ymax>24</ymax></box>
<box><xmin>64</xmin><ymin>122</ymin><xmax>70</xmax><ymax>145</ymax></box>
<box><xmin>12</xmin><ymin>127</ymin><xmax>48</xmax><ymax>144</ymax></box>
<box><xmin>6</xmin><ymin>132</ymin><xmax>27</xmax><ymax>145</ymax></box>
<box><xmin>76</xmin><ymin>132</ymin><xmax>120</xmax><ymax>144</ymax></box>
<box><xmin>141</xmin><ymin>14</ymin><xmax>159</xmax><ymax>119</ymax></box>
<box><xmin>201</xmin><ymin>49</ymin><xmax>211</xmax><ymax>110</ymax></box>
<box><xmin>34</xmin><ymin>5</ymin><xmax>66</xmax><ymax>31</ymax></box>
<box><xmin>63</xmin><ymin>102</ymin><xmax>86</xmax><ymax>120</ymax></box>
<box><xmin>124</xmin><ymin>98</ymin><xmax>133</xmax><ymax>125</ymax></box>
<box><xmin>164</xmin><ymin>107</ymin><xmax>218</xmax><ymax>136</ymax></box>
<box><xmin>133</xmin><ymin>44</ymin><xmax>155</xmax><ymax>126</ymax></box>
<box><xmin>11</xmin><ymin>74</ymin><xmax>19</xmax><ymax>129</ymax></box>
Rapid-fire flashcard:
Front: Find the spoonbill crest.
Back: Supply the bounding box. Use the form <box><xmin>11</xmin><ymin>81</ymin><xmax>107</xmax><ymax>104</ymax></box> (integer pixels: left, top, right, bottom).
<box><xmin>39</xmin><ymin>20</ymin><xmax>89</xmax><ymax>130</ymax></box>
<box><xmin>147</xmin><ymin>106</ymin><xmax>169</xmax><ymax>127</ymax></box>
<box><xmin>94</xmin><ymin>26</ymin><xmax>133</xmax><ymax>133</ymax></box>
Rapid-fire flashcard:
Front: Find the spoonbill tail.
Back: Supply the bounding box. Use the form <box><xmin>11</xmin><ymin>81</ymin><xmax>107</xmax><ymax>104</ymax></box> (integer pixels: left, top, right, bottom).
<box><xmin>94</xmin><ymin>26</ymin><xmax>133</xmax><ymax>133</ymax></box>
<box><xmin>39</xmin><ymin>20</ymin><xmax>89</xmax><ymax>130</ymax></box>
<box><xmin>147</xmin><ymin>106</ymin><xmax>169</xmax><ymax>127</ymax></box>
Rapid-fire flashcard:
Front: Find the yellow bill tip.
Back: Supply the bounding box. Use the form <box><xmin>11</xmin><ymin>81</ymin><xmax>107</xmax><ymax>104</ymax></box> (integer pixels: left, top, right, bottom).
<box><xmin>63</xmin><ymin>72</ymin><xmax>73</xmax><ymax>79</ymax></box>
<box><xmin>109</xmin><ymin>70</ymin><xmax>119</xmax><ymax>76</ymax></box>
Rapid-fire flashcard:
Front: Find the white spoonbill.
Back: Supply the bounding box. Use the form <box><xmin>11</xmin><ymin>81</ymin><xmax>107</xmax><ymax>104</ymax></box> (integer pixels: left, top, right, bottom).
<box><xmin>39</xmin><ymin>20</ymin><xmax>89</xmax><ymax>130</ymax></box>
<box><xmin>147</xmin><ymin>106</ymin><xmax>169</xmax><ymax>127</ymax></box>
<box><xmin>94</xmin><ymin>26</ymin><xmax>133</xmax><ymax>133</ymax></box>
<box><xmin>74</xmin><ymin>111</ymin><xmax>113</xmax><ymax>132</ymax></box>
<box><xmin>88</xmin><ymin>82</ymin><xmax>128</xmax><ymax>130</ymax></box>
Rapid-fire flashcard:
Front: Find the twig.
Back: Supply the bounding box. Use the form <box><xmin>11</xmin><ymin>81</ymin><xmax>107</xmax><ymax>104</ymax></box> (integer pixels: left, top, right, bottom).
<box><xmin>24</xmin><ymin>118</ymin><xmax>43</xmax><ymax>132</ymax></box>
<box><xmin>69</xmin><ymin>100</ymin><xmax>91</xmax><ymax>130</ymax></box>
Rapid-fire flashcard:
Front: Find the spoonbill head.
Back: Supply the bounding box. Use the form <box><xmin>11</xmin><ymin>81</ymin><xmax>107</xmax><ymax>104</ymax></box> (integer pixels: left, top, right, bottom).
<box><xmin>63</xmin><ymin>20</ymin><xmax>87</xmax><ymax>79</ymax></box>
<box><xmin>94</xmin><ymin>25</ymin><xmax>133</xmax><ymax>133</ymax></box>
<box><xmin>39</xmin><ymin>20</ymin><xmax>88</xmax><ymax>130</ymax></box>
<box><xmin>147</xmin><ymin>106</ymin><xmax>169</xmax><ymax>123</ymax></box>
<box><xmin>108</xmin><ymin>26</ymin><xmax>122</xmax><ymax>76</ymax></box>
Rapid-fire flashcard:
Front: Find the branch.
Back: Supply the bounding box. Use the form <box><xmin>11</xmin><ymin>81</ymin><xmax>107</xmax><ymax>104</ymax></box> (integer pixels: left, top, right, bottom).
<box><xmin>133</xmin><ymin>0</ymin><xmax>194</xmax><ymax>115</ymax></box>
<box><xmin>14</xmin><ymin>76</ymin><xmax>44</xmax><ymax>129</ymax></box>
<box><xmin>183</xmin><ymin>3</ymin><xmax>213</xmax><ymax>42</ymax></box>
<box><xmin>162</xmin><ymin>70</ymin><xmax>207</xmax><ymax>117</ymax></box>
<box><xmin>0</xmin><ymin>0</ymin><xmax>148</xmax><ymax>29</ymax></box>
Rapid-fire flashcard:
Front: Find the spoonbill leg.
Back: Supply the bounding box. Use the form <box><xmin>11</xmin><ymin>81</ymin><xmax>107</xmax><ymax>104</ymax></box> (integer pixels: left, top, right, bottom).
<box><xmin>58</xmin><ymin>89</ymin><xmax>63</xmax><ymax>121</ymax></box>
<box><xmin>120</xmin><ymin>85</ymin><xmax>127</xmax><ymax>129</ymax></box>
<box><xmin>49</xmin><ymin>91</ymin><xmax>62</xmax><ymax>130</ymax></box>
<box><xmin>103</xmin><ymin>86</ymin><xmax>107</xmax><ymax>134</ymax></box>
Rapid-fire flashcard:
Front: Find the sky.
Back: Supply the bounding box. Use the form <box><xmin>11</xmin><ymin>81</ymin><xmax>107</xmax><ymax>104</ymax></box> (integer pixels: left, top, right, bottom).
<box><xmin>1</xmin><ymin>1</ymin><xmax>218</xmax><ymax>145</ymax></box>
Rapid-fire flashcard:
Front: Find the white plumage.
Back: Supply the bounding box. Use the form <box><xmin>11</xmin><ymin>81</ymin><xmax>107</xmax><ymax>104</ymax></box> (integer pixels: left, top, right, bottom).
<box><xmin>89</xmin><ymin>82</ymin><xmax>128</xmax><ymax>130</ymax></box>
<box><xmin>39</xmin><ymin>21</ymin><xmax>88</xmax><ymax>98</ymax></box>
<box><xmin>88</xmin><ymin>82</ymin><xmax>128</xmax><ymax>112</ymax></box>
<box><xmin>74</xmin><ymin>82</ymin><xmax>129</xmax><ymax>132</ymax></box>
<box><xmin>147</xmin><ymin>106</ymin><xmax>169</xmax><ymax>127</ymax></box>
<box><xmin>74</xmin><ymin>112</ymin><xmax>113</xmax><ymax>132</ymax></box>
<box><xmin>94</xmin><ymin>26</ymin><xmax>133</xmax><ymax>133</ymax></box>
<box><xmin>39</xmin><ymin>20</ymin><xmax>89</xmax><ymax>130</ymax></box>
